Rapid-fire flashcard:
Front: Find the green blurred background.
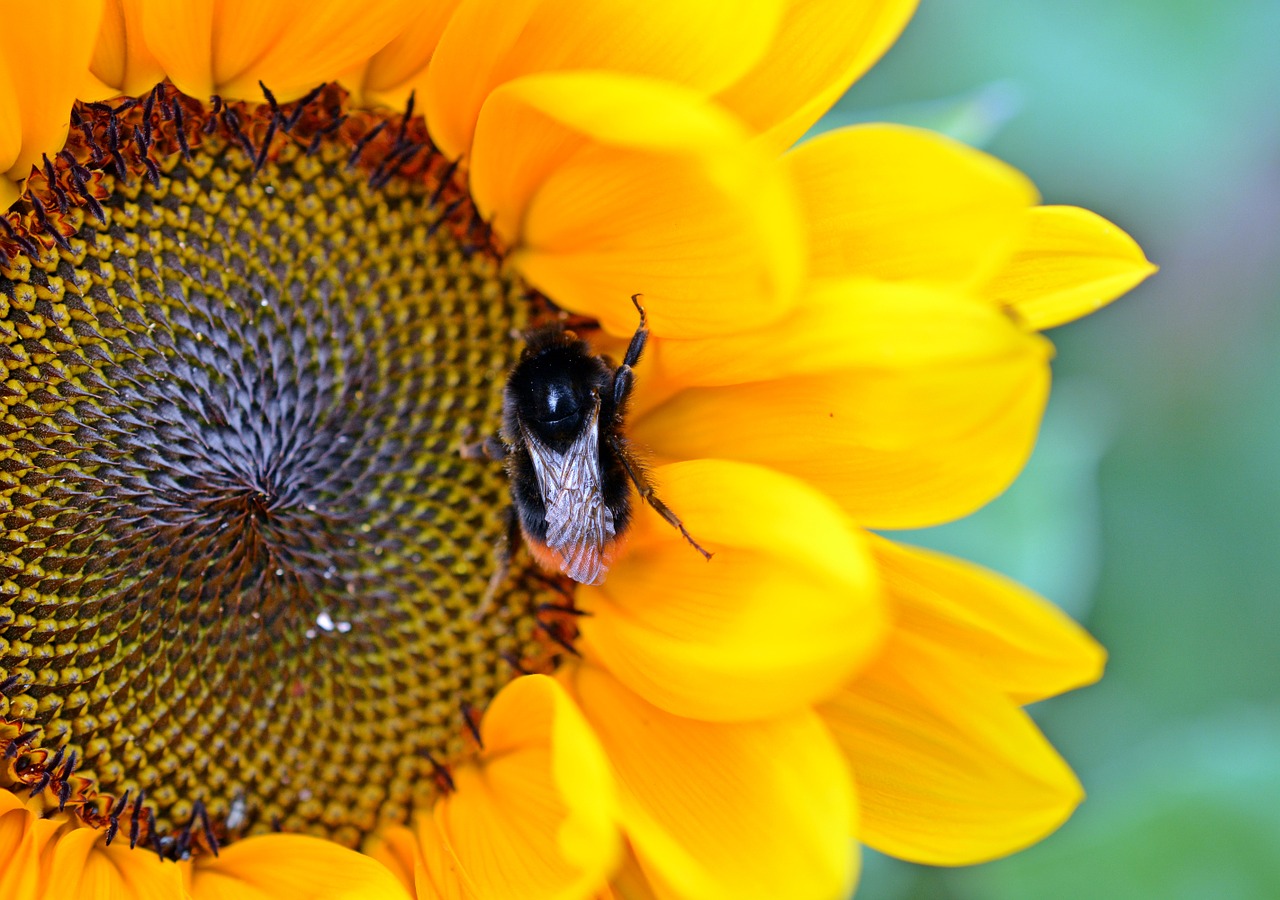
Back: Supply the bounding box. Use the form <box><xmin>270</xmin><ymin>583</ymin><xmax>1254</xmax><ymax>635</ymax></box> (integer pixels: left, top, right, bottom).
<box><xmin>816</xmin><ymin>1</ymin><xmax>1280</xmax><ymax>897</ymax></box>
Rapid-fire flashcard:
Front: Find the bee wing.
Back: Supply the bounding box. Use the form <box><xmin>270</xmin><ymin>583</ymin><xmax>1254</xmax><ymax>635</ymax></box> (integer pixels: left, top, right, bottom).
<box><xmin>520</xmin><ymin>400</ymin><xmax>616</xmax><ymax>585</ymax></box>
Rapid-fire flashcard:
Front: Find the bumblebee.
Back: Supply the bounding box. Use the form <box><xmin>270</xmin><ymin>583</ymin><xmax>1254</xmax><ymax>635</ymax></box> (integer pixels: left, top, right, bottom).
<box><xmin>493</xmin><ymin>294</ymin><xmax>709</xmax><ymax>585</ymax></box>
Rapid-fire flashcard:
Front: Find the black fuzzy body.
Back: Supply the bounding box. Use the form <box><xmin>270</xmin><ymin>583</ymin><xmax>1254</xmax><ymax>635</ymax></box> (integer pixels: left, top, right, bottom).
<box><xmin>501</xmin><ymin>325</ymin><xmax>634</xmax><ymax>555</ymax></box>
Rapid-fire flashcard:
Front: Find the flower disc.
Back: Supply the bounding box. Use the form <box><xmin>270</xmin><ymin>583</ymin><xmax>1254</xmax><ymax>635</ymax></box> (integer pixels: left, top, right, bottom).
<box><xmin>0</xmin><ymin>89</ymin><xmax>564</xmax><ymax>855</ymax></box>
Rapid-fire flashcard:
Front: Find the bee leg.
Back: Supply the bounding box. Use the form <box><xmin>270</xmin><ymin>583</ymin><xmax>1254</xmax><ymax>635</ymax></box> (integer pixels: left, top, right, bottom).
<box><xmin>622</xmin><ymin>294</ymin><xmax>649</xmax><ymax>369</ymax></box>
<box><xmin>610</xmin><ymin>294</ymin><xmax>649</xmax><ymax>410</ymax></box>
<box><xmin>473</xmin><ymin>505</ymin><xmax>520</xmax><ymax>621</ymax></box>
<box><xmin>610</xmin><ymin>438</ymin><xmax>713</xmax><ymax>561</ymax></box>
<box><xmin>459</xmin><ymin>433</ymin><xmax>509</xmax><ymax>461</ymax></box>
<box><xmin>484</xmin><ymin>434</ymin><xmax>509</xmax><ymax>459</ymax></box>
<box><xmin>610</xmin><ymin>367</ymin><xmax>634</xmax><ymax>413</ymax></box>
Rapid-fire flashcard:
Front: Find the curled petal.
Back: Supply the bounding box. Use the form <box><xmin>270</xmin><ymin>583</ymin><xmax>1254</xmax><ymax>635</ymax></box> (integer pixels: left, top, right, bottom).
<box><xmin>48</xmin><ymin>826</ymin><xmax>184</xmax><ymax>900</ymax></box>
<box><xmin>643</xmin><ymin>278</ymin><xmax>1036</xmax><ymax>389</ymax></box>
<box><xmin>1</xmin><ymin>0</ymin><xmax>105</xmax><ymax>187</ymax></box>
<box><xmin>364</xmin><ymin>825</ymin><xmax>421</xmax><ymax>896</ymax></box>
<box><xmin>434</xmin><ymin>674</ymin><xmax>619</xmax><ymax>900</ymax></box>
<box><xmin>580</xmin><ymin>459</ymin><xmax>884</xmax><ymax>721</ymax></box>
<box><xmin>426</xmin><ymin>0</ymin><xmax>785</xmax><ymax>160</ymax></box>
<box><xmin>980</xmin><ymin>205</ymin><xmax>1157</xmax><ymax>330</ymax></box>
<box><xmin>0</xmin><ymin>798</ymin><xmax>180</xmax><ymax>900</ymax></box>
<box><xmin>569</xmin><ymin>664</ymin><xmax>857</xmax><ymax>900</ymax></box>
<box><xmin>785</xmin><ymin>124</ymin><xmax>1037</xmax><ymax>286</ymax></box>
<box><xmin>717</xmin><ymin>0</ymin><xmax>920</xmax><ymax>152</ymax></box>
<box><xmin>634</xmin><ymin>281</ymin><xmax>1053</xmax><ymax>528</ymax></box>
<box><xmin>182</xmin><ymin>833</ymin><xmax>413</xmax><ymax>900</ymax></box>
<box><xmin>341</xmin><ymin>2</ymin><xmax>463</xmax><ymax>109</ymax></box>
<box><xmin>820</xmin><ymin>633</ymin><xmax>1085</xmax><ymax>865</ymax></box>
<box><xmin>90</xmin><ymin>0</ymin><xmax>166</xmax><ymax>96</ymax></box>
<box><xmin>413</xmin><ymin>817</ymin><xmax>471</xmax><ymax>900</ymax></box>
<box><xmin>870</xmin><ymin>536</ymin><xmax>1105</xmax><ymax>703</ymax></box>
<box><xmin>0</xmin><ymin>798</ymin><xmax>49</xmax><ymax>900</ymax></box>
<box><xmin>471</xmin><ymin>72</ymin><xmax>802</xmax><ymax>338</ymax></box>
<box><xmin>141</xmin><ymin>0</ymin><xmax>423</xmax><ymax>102</ymax></box>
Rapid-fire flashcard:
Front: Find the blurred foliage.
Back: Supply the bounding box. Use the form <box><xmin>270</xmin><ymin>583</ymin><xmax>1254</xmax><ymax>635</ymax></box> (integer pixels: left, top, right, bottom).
<box><xmin>819</xmin><ymin>1</ymin><xmax>1280</xmax><ymax>897</ymax></box>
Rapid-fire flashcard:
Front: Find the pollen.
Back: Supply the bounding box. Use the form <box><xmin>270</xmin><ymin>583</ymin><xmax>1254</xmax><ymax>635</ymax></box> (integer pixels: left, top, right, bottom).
<box><xmin>0</xmin><ymin>85</ymin><xmax>575</xmax><ymax>856</ymax></box>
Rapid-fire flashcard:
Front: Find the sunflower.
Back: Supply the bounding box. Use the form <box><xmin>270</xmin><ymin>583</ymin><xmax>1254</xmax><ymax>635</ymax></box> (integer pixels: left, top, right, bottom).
<box><xmin>0</xmin><ymin>1</ymin><xmax>1155</xmax><ymax>898</ymax></box>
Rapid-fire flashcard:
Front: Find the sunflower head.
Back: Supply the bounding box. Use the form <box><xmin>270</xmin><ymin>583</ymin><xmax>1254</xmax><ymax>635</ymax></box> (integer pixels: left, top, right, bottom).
<box><xmin>0</xmin><ymin>2</ymin><xmax>1155</xmax><ymax>898</ymax></box>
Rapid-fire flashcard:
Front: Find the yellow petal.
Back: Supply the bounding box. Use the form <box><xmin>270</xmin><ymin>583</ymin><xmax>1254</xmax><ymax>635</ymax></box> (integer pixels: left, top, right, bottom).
<box><xmin>579</xmin><ymin>459</ymin><xmax>884</xmax><ymax>722</ymax></box>
<box><xmin>980</xmin><ymin>205</ymin><xmax>1157</xmax><ymax>330</ymax></box>
<box><xmin>91</xmin><ymin>0</ymin><xmax>166</xmax><ymax>96</ymax></box>
<box><xmin>417</xmin><ymin>817</ymin><xmax>473</xmax><ymax>900</ymax></box>
<box><xmin>183</xmin><ymin>833</ymin><xmax>413</xmax><ymax>900</ymax></box>
<box><xmin>0</xmin><ymin>0</ymin><xmax>106</xmax><ymax>184</ymax></box>
<box><xmin>643</xmin><ymin>277</ymin><xmax>1036</xmax><ymax>390</ymax></box>
<box><xmin>569</xmin><ymin>664</ymin><xmax>857</xmax><ymax>900</ymax></box>
<box><xmin>785</xmin><ymin>124</ymin><xmax>1037</xmax><ymax>286</ymax></box>
<box><xmin>142</xmin><ymin>0</ymin><xmax>420</xmax><ymax>102</ymax></box>
<box><xmin>364</xmin><ymin>825</ymin><xmax>420</xmax><ymax>896</ymax></box>
<box><xmin>0</xmin><ymin>788</ymin><xmax>23</xmax><ymax>815</ymax></box>
<box><xmin>425</xmin><ymin>0</ymin><xmax>785</xmax><ymax>160</ymax></box>
<box><xmin>341</xmin><ymin>2</ymin><xmax>463</xmax><ymax>110</ymax></box>
<box><xmin>0</xmin><ymin>801</ymin><xmax>40</xmax><ymax>900</ymax></box>
<box><xmin>0</xmin><ymin>64</ymin><xmax>17</xmax><ymax>190</ymax></box>
<box><xmin>717</xmin><ymin>0</ymin><xmax>920</xmax><ymax>152</ymax></box>
<box><xmin>369</xmin><ymin>815</ymin><xmax>472</xmax><ymax>900</ymax></box>
<box><xmin>634</xmin><ymin>284</ymin><xmax>1053</xmax><ymax>528</ymax></box>
<box><xmin>47</xmin><ymin>826</ymin><xmax>185</xmax><ymax>899</ymax></box>
<box><xmin>434</xmin><ymin>674</ymin><xmax>618</xmax><ymax>900</ymax></box>
<box><xmin>820</xmin><ymin>633</ymin><xmax>1084</xmax><ymax>865</ymax></box>
<box><xmin>136</xmin><ymin>0</ymin><xmax>212</xmax><ymax>98</ymax></box>
<box><xmin>470</xmin><ymin>71</ymin><xmax>802</xmax><ymax>338</ymax></box>
<box><xmin>601</xmin><ymin>842</ymin><xmax>661</xmax><ymax>900</ymax></box>
<box><xmin>0</xmin><ymin>798</ymin><xmax>65</xmax><ymax>900</ymax></box>
<box><xmin>871</xmin><ymin>536</ymin><xmax>1105</xmax><ymax>703</ymax></box>
<box><xmin>0</xmin><ymin>179</ymin><xmax>17</xmax><ymax>211</ymax></box>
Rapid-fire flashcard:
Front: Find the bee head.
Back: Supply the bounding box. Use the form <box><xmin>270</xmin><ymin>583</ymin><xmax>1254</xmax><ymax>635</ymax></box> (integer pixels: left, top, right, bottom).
<box><xmin>506</xmin><ymin>329</ymin><xmax>612</xmax><ymax>450</ymax></box>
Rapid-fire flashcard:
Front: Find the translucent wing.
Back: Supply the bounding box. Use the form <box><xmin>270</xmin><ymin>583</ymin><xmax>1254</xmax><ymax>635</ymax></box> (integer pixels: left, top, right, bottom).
<box><xmin>519</xmin><ymin>400</ymin><xmax>616</xmax><ymax>584</ymax></box>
